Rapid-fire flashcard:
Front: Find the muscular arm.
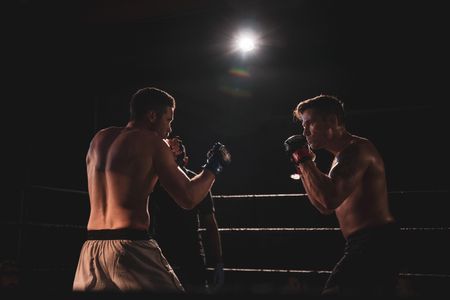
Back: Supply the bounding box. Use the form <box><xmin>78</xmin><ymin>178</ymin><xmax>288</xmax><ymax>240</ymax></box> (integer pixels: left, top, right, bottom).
<box><xmin>155</xmin><ymin>140</ymin><xmax>216</xmax><ymax>210</ymax></box>
<box><xmin>295</xmin><ymin>167</ymin><xmax>334</xmax><ymax>215</ymax></box>
<box><xmin>298</xmin><ymin>143</ymin><xmax>370</xmax><ymax>210</ymax></box>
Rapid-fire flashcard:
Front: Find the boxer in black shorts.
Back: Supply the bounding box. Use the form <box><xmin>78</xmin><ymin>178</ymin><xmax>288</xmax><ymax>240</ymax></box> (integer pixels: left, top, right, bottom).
<box><xmin>323</xmin><ymin>222</ymin><xmax>400</xmax><ymax>295</ymax></box>
<box><xmin>285</xmin><ymin>95</ymin><xmax>400</xmax><ymax>296</ymax></box>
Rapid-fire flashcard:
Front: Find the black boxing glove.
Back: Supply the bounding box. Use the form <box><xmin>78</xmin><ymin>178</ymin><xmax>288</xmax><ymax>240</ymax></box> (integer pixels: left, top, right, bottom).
<box><xmin>203</xmin><ymin>142</ymin><xmax>231</xmax><ymax>175</ymax></box>
<box><xmin>284</xmin><ymin>135</ymin><xmax>315</xmax><ymax>165</ymax></box>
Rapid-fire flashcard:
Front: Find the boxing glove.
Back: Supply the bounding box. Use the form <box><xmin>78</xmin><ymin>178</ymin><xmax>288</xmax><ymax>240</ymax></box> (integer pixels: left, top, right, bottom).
<box><xmin>203</xmin><ymin>142</ymin><xmax>231</xmax><ymax>175</ymax></box>
<box><xmin>284</xmin><ymin>135</ymin><xmax>315</xmax><ymax>165</ymax></box>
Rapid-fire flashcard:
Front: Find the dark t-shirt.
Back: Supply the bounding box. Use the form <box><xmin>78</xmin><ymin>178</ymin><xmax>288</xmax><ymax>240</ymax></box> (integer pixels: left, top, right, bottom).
<box><xmin>149</xmin><ymin>167</ymin><xmax>215</xmax><ymax>265</ymax></box>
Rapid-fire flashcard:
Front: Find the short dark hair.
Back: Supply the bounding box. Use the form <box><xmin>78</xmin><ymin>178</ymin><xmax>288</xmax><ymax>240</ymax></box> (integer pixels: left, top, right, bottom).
<box><xmin>130</xmin><ymin>87</ymin><xmax>175</xmax><ymax>121</ymax></box>
<box><xmin>294</xmin><ymin>94</ymin><xmax>345</xmax><ymax>124</ymax></box>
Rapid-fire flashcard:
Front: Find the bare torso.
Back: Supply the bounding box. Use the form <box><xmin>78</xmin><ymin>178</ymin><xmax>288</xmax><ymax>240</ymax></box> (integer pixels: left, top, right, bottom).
<box><xmin>333</xmin><ymin>137</ymin><xmax>394</xmax><ymax>239</ymax></box>
<box><xmin>86</xmin><ymin>126</ymin><xmax>160</xmax><ymax>230</ymax></box>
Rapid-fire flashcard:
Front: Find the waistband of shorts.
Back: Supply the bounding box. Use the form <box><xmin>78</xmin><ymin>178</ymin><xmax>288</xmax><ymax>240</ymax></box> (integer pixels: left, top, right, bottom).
<box><xmin>87</xmin><ymin>229</ymin><xmax>152</xmax><ymax>240</ymax></box>
<box><xmin>347</xmin><ymin>221</ymin><xmax>399</xmax><ymax>242</ymax></box>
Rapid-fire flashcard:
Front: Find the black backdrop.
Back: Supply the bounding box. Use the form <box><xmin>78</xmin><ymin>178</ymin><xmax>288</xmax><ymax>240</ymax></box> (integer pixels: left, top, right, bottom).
<box><xmin>3</xmin><ymin>0</ymin><xmax>448</xmax><ymax>295</ymax></box>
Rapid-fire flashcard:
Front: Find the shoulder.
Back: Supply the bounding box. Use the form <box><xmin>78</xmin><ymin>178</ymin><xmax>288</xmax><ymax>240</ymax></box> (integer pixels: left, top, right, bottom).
<box><xmin>120</xmin><ymin>128</ymin><xmax>166</xmax><ymax>149</ymax></box>
<box><xmin>339</xmin><ymin>135</ymin><xmax>380</xmax><ymax>164</ymax></box>
<box><xmin>92</xmin><ymin>126</ymin><xmax>122</xmax><ymax>140</ymax></box>
<box><xmin>353</xmin><ymin>136</ymin><xmax>380</xmax><ymax>157</ymax></box>
<box><xmin>99</xmin><ymin>126</ymin><xmax>123</xmax><ymax>135</ymax></box>
<box><xmin>89</xmin><ymin>127</ymin><xmax>121</xmax><ymax>147</ymax></box>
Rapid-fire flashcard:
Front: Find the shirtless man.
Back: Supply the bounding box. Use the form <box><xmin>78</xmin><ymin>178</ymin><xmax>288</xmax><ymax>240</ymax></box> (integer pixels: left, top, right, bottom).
<box><xmin>284</xmin><ymin>95</ymin><xmax>400</xmax><ymax>296</ymax></box>
<box><xmin>73</xmin><ymin>87</ymin><xmax>231</xmax><ymax>292</ymax></box>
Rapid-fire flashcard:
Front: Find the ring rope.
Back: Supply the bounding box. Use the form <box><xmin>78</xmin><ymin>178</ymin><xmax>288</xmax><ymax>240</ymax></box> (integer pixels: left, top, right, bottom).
<box><xmin>205</xmin><ymin>267</ymin><xmax>450</xmax><ymax>279</ymax></box>
<box><xmin>20</xmin><ymin>185</ymin><xmax>449</xmax><ymax>282</ymax></box>
<box><xmin>5</xmin><ymin>221</ymin><xmax>86</xmax><ymax>230</ymax></box>
<box><xmin>202</xmin><ymin>227</ymin><xmax>450</xmax><ymax>232</ymax></box>
<box><xmin>28</xmin><ymin>185</ymin><xmax>447</xmax><ymax>199</ymax></box>
<box><xmin>5</xmin><ymin>221</ymin><xmax>448</xmax><ymax>232</ymax></box>
<box><xmin>213</xmin><ymin>193</ymin><xmax>308</xmax><ymax>198</ymax></box>
<box><xmin>389</xmin><ymin>190</ymin><xmax>448</xmax><ymax>195</ymax></box>
<box><xmin>212</xmin><ymin>190</ymin><xmax>448</xmax><ymax>199</ymax></box>
<box><xmin>24</xmin><ymin>222</ymin><xmax>86</xmax><ymax>230</ymax></box>
<box><xmin>27</xmin><ymin>266</ymin><xmax>450</xmax><ymax>279</ymax></box>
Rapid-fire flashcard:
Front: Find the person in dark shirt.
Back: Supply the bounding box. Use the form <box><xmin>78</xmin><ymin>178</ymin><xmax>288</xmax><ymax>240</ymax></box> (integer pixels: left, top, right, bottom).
<box><xmin>149</xmin><ymin>137</ymin><xmax>224</xmax><ymax>293</ymax></box>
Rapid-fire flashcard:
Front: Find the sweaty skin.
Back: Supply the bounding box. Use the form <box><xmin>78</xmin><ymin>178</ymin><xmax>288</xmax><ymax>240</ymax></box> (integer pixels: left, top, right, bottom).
<box><xmin>298</xmin><ymin>109</ymin><xmax>394</xmax><ymax>238</ymax></box>
<box><xmin>86</xmin><ymin>107</ymin><xmax>215</xmax><ymax>231</ymax></box>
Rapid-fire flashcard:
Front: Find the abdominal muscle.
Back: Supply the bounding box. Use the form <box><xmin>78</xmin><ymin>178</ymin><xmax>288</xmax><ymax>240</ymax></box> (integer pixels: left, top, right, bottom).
<box><xmin>335</xmin><ymin>188</ymin><xmax>394</xmax><ymax>239</ymax></box>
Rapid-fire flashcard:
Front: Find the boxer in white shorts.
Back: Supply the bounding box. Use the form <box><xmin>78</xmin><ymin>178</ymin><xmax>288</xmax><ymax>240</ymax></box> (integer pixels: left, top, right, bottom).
<box><xmin>72</xmin><ymin>87</ymin><xmax>230</xmax><ymax>292</ymax></box>
<box><xmin>73</xmin><ymin>229</ymin><xmax>183</xmax><ymax>291</ymax></box>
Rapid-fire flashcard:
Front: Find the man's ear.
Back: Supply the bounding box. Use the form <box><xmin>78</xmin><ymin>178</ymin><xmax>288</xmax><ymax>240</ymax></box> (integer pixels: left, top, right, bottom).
<box><xmin>325</xmin><ymin>114</ymin><xmax>338</xmax><ymax>127</ymax></box>
<box><xmin>146</xmin><ymin>111</ymin><xmax>158</xmax><ymax>123</ymax></box>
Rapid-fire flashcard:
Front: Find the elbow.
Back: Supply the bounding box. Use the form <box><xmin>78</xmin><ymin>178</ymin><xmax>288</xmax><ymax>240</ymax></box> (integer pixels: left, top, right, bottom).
<box><xmin>317</xmin><ymin>194</ymin><xmax>340</xmax><ymax>211</ymax></box>
<box><xmin>317</xmin><ymin>201</ymin><xmax>335</xmax><ymax>214</ymax></box>
<box><xmin>181</xmin><ymin>188</ymin><xmax>203</xmax><ymax>210</ymax></box>
<box><xmin>323</xmin><ymin>202</ymin><xmax>338</xmax><ymax>211</ymax></box>
<box><xmin>179</xmin><ymin>196</ymin><xmax>197</xmax><ymax>210</ymax></box>
<box><xmin>174</xmin><ymin>193</ymin><xmax>197</xmax><ymax>210</ymax></box>
<box><xmin>322</xmin><ymin>188</ymin><xmax>344</xmax><ymax>210</ymax></box>
<box><xmin>320</xmin><ymin>209</ymin><xmax>334</xmax><ymax>215</ymax></box>
<box><xmin>327</xmin><ymin>196</ymin><xmax>347</xmax><ymax>211</ymax></box>
<box><xmin>311</xmin><ymin>197</ymin><xmax>334</xmax><ymax>214</ymax></box>
<box><xmin>311</xmin><ymin>199</ymin><xmax>334</xmax><ymax>215</ymax></box>
<box><xmin>183</xmin><ymin>202</ymin><xmax>196</xmax><ymax>210</ymax></box>
<box><xmin>323</xmin><ymin>200</ymin><xmax>340</xmax><ymax>211</ymax></box>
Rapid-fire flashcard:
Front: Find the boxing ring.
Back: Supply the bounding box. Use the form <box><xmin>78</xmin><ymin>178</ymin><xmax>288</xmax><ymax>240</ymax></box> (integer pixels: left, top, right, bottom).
<box><xmin>4</xmin><ymin>185</ymin><xmax>449</xmax><ymax>296</ymax></box>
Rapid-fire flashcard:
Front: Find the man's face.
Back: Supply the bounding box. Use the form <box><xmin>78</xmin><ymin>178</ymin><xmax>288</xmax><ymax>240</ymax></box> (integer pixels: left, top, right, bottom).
<box><xmin>154</xmin><ymin>107</ymin><xmax>174</xmax><ymax>138</ymax></box>
<box><xmin>300</xmin><ymin>109</ymin><xmax>330</xmax><ymax>150</ymax></box>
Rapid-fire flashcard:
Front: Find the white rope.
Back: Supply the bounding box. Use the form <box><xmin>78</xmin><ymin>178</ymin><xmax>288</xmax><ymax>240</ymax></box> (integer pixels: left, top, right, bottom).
<box><xmin>28</xmin><ymin>185</ymin><xmax>447</xmax><ymax>198</ymax></box>
<box><xmin>6</xmin><ymin>222</ymin><xmax>448</xmax><ymax>232</ymax></box>
<box><xmin>205</xmin><ymin>267</ymin><xmax>450</xmax><ymax>279</ymax></box>
<box><xmin>215</xmin><ymin>227</ymin><xmax>340</xmax><ymax>232</ymax></box>
<box><xmin>4</xmin><ymin>221</ymin><xmax>86</xmax><ymax>230</ymax></box>
<box><xmin>217</xmin><ymin>267</ymin><xmax>331</xmax><ymax>275</ymax></box>
<box><xmin>202</xmin><ymin>227</ymin><xmax>450</xmax><ymax>232</ymax></box>
<box><xmin>213</xmin><ymin>193</ymin><xmax>308</xmax><ymax>198</ymax></box>
<box><xmin>31</xmin><ymin>266</ymin><xmax>450</xmax><ymax>279</ymax></box>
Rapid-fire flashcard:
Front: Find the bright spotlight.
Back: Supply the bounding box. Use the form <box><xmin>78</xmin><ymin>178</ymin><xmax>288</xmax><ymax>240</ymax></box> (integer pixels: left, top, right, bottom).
<box><xmin>237</xmin><ymin>36</ymin><xmax>255</xmax><ymax>52</ymax></box>
<box><xmin>234</xmin><ymin>31</ymin><xmax>258</xmax><ymax>54</ymax></box>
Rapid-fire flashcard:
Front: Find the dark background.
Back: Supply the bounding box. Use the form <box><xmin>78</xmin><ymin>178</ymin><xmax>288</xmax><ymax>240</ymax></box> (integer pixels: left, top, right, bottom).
<box><xmin>3</xmin><ymin>0</ymin><xmax>448</xmax><ymax>295</ymax></box>
<box><xmin>6</xmin><ymin>0</ymin><xmax>447</xmax><ymax>194</ymax></box>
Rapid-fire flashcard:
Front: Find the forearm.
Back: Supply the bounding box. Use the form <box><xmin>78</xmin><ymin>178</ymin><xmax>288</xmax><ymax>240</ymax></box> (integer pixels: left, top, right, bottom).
<box><xmin>298</xmin><ymin>160</ymin><xmax>337</xmax><ymax>210</ymax></box>
<box><xmin>185</xmin><ymin>170</ymin><xmax>216</xmax><ymax>208</ymax></box>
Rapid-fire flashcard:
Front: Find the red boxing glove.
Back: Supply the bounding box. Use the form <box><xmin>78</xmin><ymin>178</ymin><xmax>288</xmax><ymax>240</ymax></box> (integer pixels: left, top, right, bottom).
<box><xmin>284</xmin><ymin>135</ymin><xmax>315</xmax><ymax>165</ymax></box>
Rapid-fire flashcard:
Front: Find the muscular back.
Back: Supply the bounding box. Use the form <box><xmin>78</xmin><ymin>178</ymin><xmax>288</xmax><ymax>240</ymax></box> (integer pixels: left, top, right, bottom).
<box><xmin>86</xmin><ymin>127</ymin><xmax>159</xmax><ymax>230</ymax></box>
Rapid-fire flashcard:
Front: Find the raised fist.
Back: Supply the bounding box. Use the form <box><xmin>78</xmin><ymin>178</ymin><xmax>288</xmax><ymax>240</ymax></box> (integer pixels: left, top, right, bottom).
<box><xmin>284</xmin><ymin>135</ymin><xmax>315</xmax><ymax>165</ymax></box>
<box><xmin>203</xmin><ymin>142</ymin><xmax>231</xmax><ymax>176</ymax></box>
